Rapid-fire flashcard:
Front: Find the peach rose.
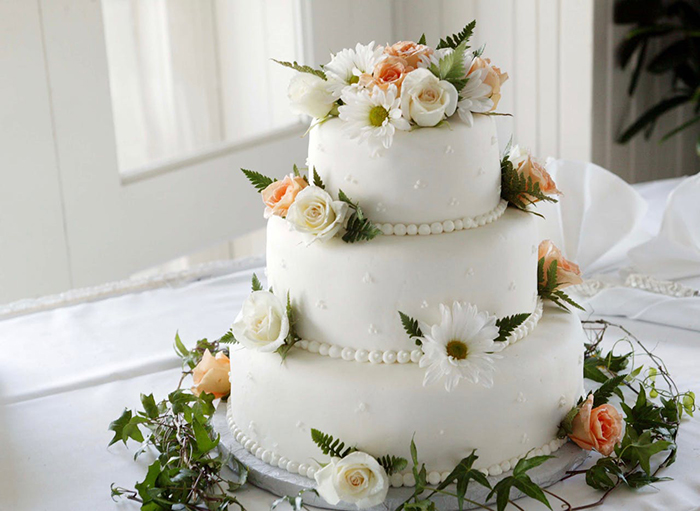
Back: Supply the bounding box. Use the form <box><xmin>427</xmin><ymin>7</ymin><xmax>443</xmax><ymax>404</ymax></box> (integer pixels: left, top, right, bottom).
<box><xmin>569</xmin><ymin>394</ymin><xmax>624</xmax><ymax>456</ymax></box>
<box><xmin>384</xmin><ymin>41</ymin><xmax>433</xmax><ymax>68</ymax></box>
<box><xmin>538</xmin><ymin>240</ymin><xmax>583</xmax><ymax>289</ymax></box>
<box><xmin>261</xmin><ymin>174</ymin><xmax>308</xmax><ymax>218</ymax></box>
<box><xmin>359</xmin><ymin>56</ymin><xmax>413</xmax><ymax>92</ymax></box>
<box><xmin>468</xmin><ymin>57</ymin><xmax>508</xmax><ymax>110</ymax></box>
<box><xmin>508</xmin><ymin>146</ymin><xmax>561</xmax><ymax>203</ymax></box>
<box><xmin>192</xmin><ymin>349</ymin><xmax>230</xmax><ymax>399</ymax></box>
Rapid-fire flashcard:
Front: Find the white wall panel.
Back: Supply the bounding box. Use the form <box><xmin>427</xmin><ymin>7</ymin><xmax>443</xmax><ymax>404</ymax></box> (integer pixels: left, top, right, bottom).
<box><xmin>0</xmin><ymin>0</ymin><xmax>71</xmax><ymax>303</ymax></box>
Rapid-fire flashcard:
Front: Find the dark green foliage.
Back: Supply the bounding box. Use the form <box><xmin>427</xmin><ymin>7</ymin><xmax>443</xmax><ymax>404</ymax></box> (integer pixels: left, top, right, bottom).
<box><xmin>251</xmin><ymin>273</ymin><xmax>263</xmax><ymax>292</ymax></box>
<box><xmin>310</xmin><ymin>429</ymin><xmax>356</xmax><ymax>458</ymax></box>
<box><xmin>436</xmin><ymin>20</ymin><xmax>476</xmax><ymax>50</ymax></box>
<box><xmin>500</xmin><ymin>155</ymin><xmax>558</xmax><ymax>216</ymax></box>
<box><xmin>276</xmin><ymin>292</ymin><xmax>301</xmax><ymax>361</ymax></box>
<box><xmin>241</xmin><ymin>168</ymin><xmax>275</xmax><ymax>192</ymax></box>
<box><xmin>398</xmin><ymin>311</ymin><xmax>423</xmax><ymax>343</ymax></box>
<box><xmin>338</xmin><ymin>189</ymin><xmax>382</xmax><ymax>243</ymax></box>
<box><xmin>312</xmin><ymin>167</ymin><xmax>325</xmax><ymax>189</ymax></box>
<box><xmin>593</xmin><ymin>374</ymin><xmax>627</xmax><ymax>407</ymax></box>
<box><xmin>272</xmin><ymin>59</ymin><xmax>326</xmax><ymax>80</ymax></box>
<box><xmin>537</xmin><ymin>257</ymin><xmax>585</xmax><ymax>312</ymax></box>
<box><xmin>614</xmin><ymin>1</ymin><xmax>700</xmax><ymax>150</ymax></box>
<box><xmin>487</xmin><ymin>456</ymin><xmax>553</xmax><ymax>511</ymax></box>
<box><xmin>377</xmin><ymin>455</ymin><xmax>408</xmax><ymax>476</ymax></box>
<box><xmin>428</xmin><ymin>41</ymin><xmax>469</xmax><ymax>92</ymax></box>
<box><xmin>494</xmin><ymin>313</ymin><xmax>530</xmax><ymax>342</ymax></box>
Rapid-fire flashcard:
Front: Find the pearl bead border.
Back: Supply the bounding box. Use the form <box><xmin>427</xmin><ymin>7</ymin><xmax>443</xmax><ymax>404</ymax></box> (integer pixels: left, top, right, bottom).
<box><xmin>294</xmin><ymin>299</ymin><xmax>543</xmax><ymax>364</ymax></box>
<box><xmin>226</xmin><ymin>400</ymin><xmax>567</xmax><ymax>487</ymax></box>
<box><xmin>377</xmin><ymin>199</ymin><xmax>507</xmax><ymax>237</ymax></box>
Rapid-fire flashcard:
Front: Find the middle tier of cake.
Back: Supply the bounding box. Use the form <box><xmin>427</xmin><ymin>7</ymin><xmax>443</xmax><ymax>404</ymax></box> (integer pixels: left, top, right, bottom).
<box><xmin>267</xmin><ymin>207</ymin><xmax>539</xmax><ymax>353</ymax></box>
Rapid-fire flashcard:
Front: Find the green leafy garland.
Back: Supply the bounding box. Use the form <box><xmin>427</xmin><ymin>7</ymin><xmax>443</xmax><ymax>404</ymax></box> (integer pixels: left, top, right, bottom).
<box><xmin>241</xmin><ymin>165</ymin><xmax>381</xmax><ymax>244</ymax></box>
<box><xmin>109</xmin><ymin>334</ymin><xmax>247</xmax><ymax>511</ymax></box>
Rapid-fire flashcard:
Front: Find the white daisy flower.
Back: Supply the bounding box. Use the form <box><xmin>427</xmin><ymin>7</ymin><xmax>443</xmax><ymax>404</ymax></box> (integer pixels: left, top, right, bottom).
<box><xmin>457</xmin><ymin>67</ymin><xmax>494</xmax><ymax>127</ymax></box>
<box><xmin>417</xmin><ymin>47</ymin><xmax>454</xmax><ymax>68</ymax></box>
<box><xmin>325</xmin><ymin>42</ymin><xmax>384</xmax><ymax>98</ymax></box>
<box><xmin>338</xmin><ymin>84</ymin><xmax>410</xmax><ymax>155</ymax></box>
<box><xmin>418</xmin><ymin>302</ymin><xmax>502</xmax><ymax>392</ymax></box>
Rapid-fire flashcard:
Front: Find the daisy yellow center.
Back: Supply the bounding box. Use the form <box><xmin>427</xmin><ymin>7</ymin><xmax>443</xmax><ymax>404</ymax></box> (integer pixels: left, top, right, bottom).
<box><xmin>446</xmin><ymin>340</ymin><xmax>469</xmax><ymax>360</ymax></box>
<box><xmin>369</xmin><ymin>105</ymin><xmax>389</xmax><ymax>127</ymax></box>
<box><xmin>348</xmin><ymin>75</ymin><xmax>360</xmax><ymax>85</ymax></box>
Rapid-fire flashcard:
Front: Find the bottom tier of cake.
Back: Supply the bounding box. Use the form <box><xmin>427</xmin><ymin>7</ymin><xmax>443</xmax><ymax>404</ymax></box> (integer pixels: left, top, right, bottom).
<box><xmin>227</xmin><ymin>305</ymin><xmax>585</xmax><ymax>486</ymax></box>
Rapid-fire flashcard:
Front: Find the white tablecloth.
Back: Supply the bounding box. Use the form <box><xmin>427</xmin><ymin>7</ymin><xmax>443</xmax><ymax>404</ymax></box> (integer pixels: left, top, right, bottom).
<box><xmin>1</xmin><ymin>179</ymin><xmax>699</xmax><ymax>511</ymax></box>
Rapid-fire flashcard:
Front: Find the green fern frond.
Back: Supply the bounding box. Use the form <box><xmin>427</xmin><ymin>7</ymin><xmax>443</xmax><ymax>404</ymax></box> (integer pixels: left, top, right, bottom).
<box><xmin>537</xmin><ymin>258</ymin><xmax>585</xmax><ymax>312</ymax></box>
<box><xmin>241</xmin><ymin>168</ymin><xmax>275</xmax><ymax>193</ymax></box>
<box><xmin>277</xmin><ymin>292</ymin><xmax>301</xmax><ymax>361</ymax></box>
<box><xmin>398</xmin><ymin>311</ymin><xmax>423</xmax><ymax>344</ymax></box>
<box><xmin>272</xmin><ymin>59</ymin><xmax>326</xmax><ymax>80</ymax></box>
<box><xmin>312</xmin><ymin>167</ymin><xmax>325</xmax><ymax>189</ymax></box>
<box><xmin>377</xmin><ymin>455</ymin><xmax>408</xmax><ymax>476</ymax></box>
<box><xmin>217</xmin><ymin>330</ymin><xmax>237</xmax><ymax>344</ymax></box>
<box><xmin>436</xmin><ymin>20</ymin><xmax>476</xmax><ymax>50</ymax></box>
<box><xmin>338</xmin><ymin>189</ymin><xmax>382</xmax><ymax>243</ymax></box>
<box><xmin>251</xmin><ymin>273</ymin><xmax>263</xmax><ymax>292</ymax></box>
<box><xmin>500</xmin><ymin>156</ymin><xmax>558</xmax><ymax>215</ymax></box>
<box><xmin>310</xmin><ymin>429</ymin><xmax>356</xmax><ymax>458</ymax></box>
<box><xmin>495</xmin><ymin>313</ymin><xmax>531</xmax><ymax>342</ymax></box>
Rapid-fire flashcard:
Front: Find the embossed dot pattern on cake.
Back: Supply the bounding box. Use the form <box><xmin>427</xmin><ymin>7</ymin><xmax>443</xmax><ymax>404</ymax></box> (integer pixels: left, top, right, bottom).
<box><xmin>309</xmin><ymin>115</ymin><xmax>501</xmax><ymax>226</ymax></box>
<box><xmin>228</xmin><ymin>305</ymin><xmax>586</xmax><ymax>478</ymax></box>
<box><xmin>267</xmin><ymin>208</ymin><xmax>539</xmax><ymax>353</ymax></box>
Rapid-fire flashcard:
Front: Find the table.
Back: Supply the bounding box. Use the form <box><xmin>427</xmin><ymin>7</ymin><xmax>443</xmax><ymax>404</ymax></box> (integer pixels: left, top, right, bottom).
<box><xmin>1</xmin><ymin>179</ymin><xmax>698</xmax><ymax>511</ymax></box>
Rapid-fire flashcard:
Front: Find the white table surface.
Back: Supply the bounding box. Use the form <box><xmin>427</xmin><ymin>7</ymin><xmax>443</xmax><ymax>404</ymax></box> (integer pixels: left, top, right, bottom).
<box><xmin>1</xmin><ymin>178</ymin><xmax>699</xmax><ymax>511</ymax></box>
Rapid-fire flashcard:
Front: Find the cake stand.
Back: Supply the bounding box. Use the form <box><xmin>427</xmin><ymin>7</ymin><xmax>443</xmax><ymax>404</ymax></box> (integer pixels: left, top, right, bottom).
<box><xmin>212</xmin><ymin>403</ymin><xmax>588</xmax><ymax>510</ymax></box>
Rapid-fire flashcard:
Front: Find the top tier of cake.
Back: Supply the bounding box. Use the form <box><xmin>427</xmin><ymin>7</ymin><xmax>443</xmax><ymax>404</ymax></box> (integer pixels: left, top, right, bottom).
<box><xmin>309</xmin><ymin>115</ymin><xmax>501</xmax><ymax>225</ymax></box>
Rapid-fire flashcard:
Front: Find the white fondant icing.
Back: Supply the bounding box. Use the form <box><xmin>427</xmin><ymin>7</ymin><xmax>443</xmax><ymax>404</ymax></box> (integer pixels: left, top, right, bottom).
<box><xmin>267</xmin><ymin>208</ymin><xmax>539</xmax><ymax>353</ymax></box>
<box><xmin>309</xmin><ymin>116</ymin><xmax>501</xmax><ymax>225</ymax></box>
<box><xmin>228</xmin><ymin>306</ymin><xmax>584</xmax><ymax>478</ymax></box>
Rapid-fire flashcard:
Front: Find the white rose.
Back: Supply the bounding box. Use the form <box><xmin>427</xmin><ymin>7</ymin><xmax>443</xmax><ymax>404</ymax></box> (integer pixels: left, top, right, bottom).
<box><xmin>288</xmin><ymin>73</ymin><xmax>336</xmax><ymax>119</ymax></box>
<box><xmin>400</xmin><ymin>68</ymin><xmax>458</xmax><ymax>127</ymax></box>
<box><xmin>314</xmin><ymin>452</ymin><xmax>389</xmax><ymax>509</ymax></box>
<box><xmin>286</xmin><ymin>186</ymin><xmax>349</xmax><ymax>242</ymax></box>
<box><xmin>232</xmin><ymin>291</ymin><xmax>289</xmax><ymax>352</ymax></box>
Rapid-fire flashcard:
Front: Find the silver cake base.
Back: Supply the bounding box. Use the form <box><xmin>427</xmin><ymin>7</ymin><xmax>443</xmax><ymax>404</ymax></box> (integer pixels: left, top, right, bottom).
<box><xmin>213</xmin><ymin>403</ymin><xmax>588</xmax><ymax>510</ymax></box>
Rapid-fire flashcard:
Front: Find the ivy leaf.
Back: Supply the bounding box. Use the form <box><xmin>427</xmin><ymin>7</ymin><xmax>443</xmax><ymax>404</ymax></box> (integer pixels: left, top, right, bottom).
<box><xmin>108</xmin><ymin>408</ymin><xmax>133</xmax><ymax>446</ymax></box>
<box><xmin>241</xmin><ymin>168</ymin><xmax>275</xmax><ymax>192</ymax></box>
<box><xmin>377</xmin><ymin>455</ymin><xmax>408</xmax><ymax>476</ymax></box>
<box><xmin>398</xmin><ymin>311</ymin><xmax>423</xmax><ymax>343</ymax></box>
<box><xmin>140</xmin><ymin>394</ymin><xmax>160</xmax><ymax>419</ymax></box>
<box><xmin>272</xmin><ymin>59</ymin><xmax>326</xmax><ymax>80</ymax></box>
<box><xmin>310</xmin><ymin>428</ymin><xmax>356</xmax><ymax>458</ymax></box>
<box><xmin>619</xmin><ymin>429</ymin><xmax>673</xmax><ymax>475</ymax></box>
<box><xmin>488</xmin><ymin>456</ymin><xmax>553</xmax><ymax>511</ymax></box>
<box><xmin>593</xmin><ymin>374</ymin><xmax>626</xmax><ymax>407</ymax></box>
<box><xmin>624</xmin><ymin>471</ymin><xmax>669</xmax><ymax>489</ymax></box>
<box><xmin>494</xmin><ymin>313</ymin><xmax>530</xmax><ymax>342</ymax></box>
<box><xmin>584</xmin><ymin>356</ymin><xmax>609</xmax><ymax>383</ymax></box>
<box><xmin>135</xmin><ymin>460</ymin><xmax>162</xmax><ymax>502</ymax></box>
<box><xmin>603</xmin><ymin>350</ymin><xmax>631</xmax><ymax>373</ymax></box>
<box><xmin>512</xmin><ymin>455</ymin><xmax>553</xmax><ymax>477</ymax></box>
<box><xmin>585</xmin><ymin>457</ymin><xmax>623</xmax><ymax>490</ymax></box>
<box><xmin>436</xmin><ymin>451</ymin><xmax>490</xmax><ymax>511</ymax></box>
<box><xmin>436</xmin><ymin>20</ymin><xmax>476</xmax><ymax>50</ymax></box>
<box><xmin>557</xmin><ymin>404</ymin><xmax>581</xmax><ymax>438</ymax></box>
<box><xmin>192</xmin><ymin>417</ymin><xmax>219</xmax><ymax>455</ymax></box>
<box><xmin>429</xmin><ymin>40</ymin><xmax>469</xmax><ymax>92</ymax></box>
<box><xmin>173</xmin><ymin>332</ymin><xmax>189</xmax><ymax>359</ymax></box>
<box><xmin>338</xmin><ymin>189</ymin><xmax>382</xmax><ymax>243</ymax></box>
<box><xmin>312</xmin><ymin>167</ymin><xmax>325</xmax><ymax>189</ymax></box>
<box><xmin>251</xmin><ymin>273</ymin><xmax>263</xmax><ymax>292</ymax></box>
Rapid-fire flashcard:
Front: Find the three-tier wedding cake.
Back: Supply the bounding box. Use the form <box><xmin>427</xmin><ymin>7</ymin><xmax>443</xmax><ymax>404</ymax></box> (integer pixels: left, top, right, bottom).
<box><xmin>227</xmin><ymin>22</ymin><xmax>586</xmax><ymax>509</ymax></box>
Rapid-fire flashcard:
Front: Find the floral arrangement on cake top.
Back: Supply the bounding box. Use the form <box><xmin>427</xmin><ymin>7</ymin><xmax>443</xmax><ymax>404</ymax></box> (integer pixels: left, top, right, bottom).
<box><xmin>276</xmin><ymin>20</ymin><xmax>508</xmax><ymax>154</ymax></box>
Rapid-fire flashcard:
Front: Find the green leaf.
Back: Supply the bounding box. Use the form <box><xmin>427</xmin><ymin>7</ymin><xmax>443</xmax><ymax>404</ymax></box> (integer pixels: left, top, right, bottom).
<box><xmin>624</xmin><ymin>471</ymin><xmax>668</xmax><ymax>489</ymax></box>
<box><xmin>218</xmin><ymin>329</ymin><xmax>237</xmax><ymax>345</ymax></box>
<box><xmin>140</xmin><ymin>394</ymin><xmax>159</xmax><ymax>419</ymax></box>
<box><xmin>647</xmin><ymin>40</ymin><xmax>690</xmax><ymax>74</ymax></box>
<box><xmin>501</xmin><ymin>156</ymin><xmax>558</xmax><ymax>214</ymax></box>
<box><xmin>584</xmin><ymin>356</ymin><xmax>609</xmax><ymax>383</ymax></box>
<box><xmin>512</xmin><ymin>477</ymin><xmax>552</xmax><ymax>510</ymax></box>
<box><xmin>398</xmin><ymin>311</ymin><xmax>423</xmax><ymax>342</ymax></box>
<box><xmin>495</xmin><ymin>313</ymin><xmax>530</xmax><ymax>342</ymax></box>
<box><xmin>429</xmin><ymin>41</ymin><xmax>469</xmax><ymax>92</ymax></box>
<box><xmin>173</xmin><ymin>332</ymin><xmax>188</xmax><ymax>359</ymax></box>
<box><xmin>310</xmin><ymin>428</ymin><xmax>356</xmax><ymax>458</ymax></box>
<box><xmin>277</xmin><ymin>292</ymin><xmax>301</xmax><ymax>361</ymax></box>
<box><xmin>585</xmin><ymin>457</ymin><xmax>623</xmax><ymax>490</ymax></box>
<box><xmin>241</xmin><ymin>168</ymin><xmax>275</xmax><ymax>193</ymax></box>
<box><xmin>617</xmin><ymin>95</ymin><xmax>690</xmax><ymax>143</ymax></box>
<box><xmin>312</xmin><ymin>167</ymin><xmax>325</xmax><ymax>189</ymax></box>
<box><xmin>418</xmin><ymin>33</ymin><xmax>427</xmax><ymax>45</ymax></box>
<box><xmin>436</xmin><ymin>20</ymin><xmax>476</xmax><ymax>50</ymax></box>
<box><xmin>272</xmin><ymin>59</ymin><xmax>326</xmax><ymax>80</ymax></box>
<box><xmin>620</xmin><ymin>430</ymin><xmax>673</xmax><ymax>474</ymax></box>
<box><xmin>108</xmin><ymin>408</ymin><xmax>132</xmax><ymax>446</ymax></box>
<box><xmin>557</xmin><ymin>404</ymin><xmax>581</xmax><ymax>438</ymax></box>
<box><xmin>436</xmin><ymin>451</ymin><xmax>490</xmax><ymax>511</ymax></box>
<box><xmin>135</xmin><ymin>460</ymin><xmax>162</xmax><ymax>502</ymax></box>
<box><xmin>338</xmin><ymin>189</ymin><xmax>382</xmax><ymax>243</ymax></box>
<box><xmin>251</xmin><ymin>273</ymin><xmax>263</xmax><ymax>292</ymax></box>
<box><xmin>603</xmin><ymin>350</ymin><xmax>631</xmax><ymax>373</ymax></box>
<box><xmin>512</xmin><ymin>455</ymin><xmax>554</xmax><ymax>477</ymax></box>
<box><xmin>192</xmin><ymin>417</ymin><xmax>219</xmax><ymax>455</ymax></box>
<box><xmin>593</xmin><ymin>374</ymin><xmax>627</xmax><ymax>407</ymax></box>
<box><xmin>377</xmin><ymin>454</ymin><xmax>408</xmax><ymax>476</ymax></box>
<box><xmin>660</xmin><ymin>114</ymin><xmax>700</xmax><ymax>142</ymax></box>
